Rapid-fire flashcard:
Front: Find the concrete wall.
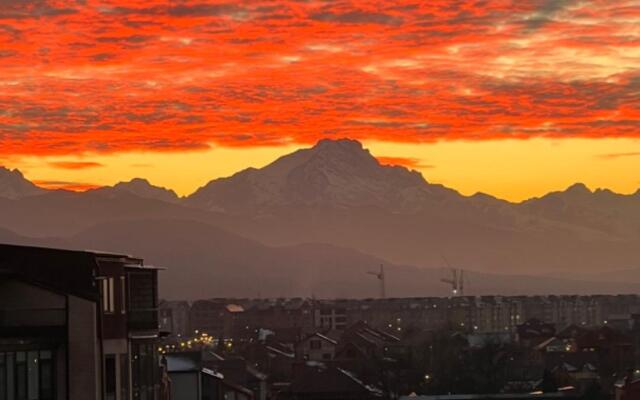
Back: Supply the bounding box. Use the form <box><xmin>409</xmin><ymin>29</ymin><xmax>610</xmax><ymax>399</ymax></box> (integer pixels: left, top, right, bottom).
<box><xmin>68</xmin><ymin>294</ymin><xmax>101</xmax><ymax>400</ymax></box>
<box><xmin>0</xmin><ymin>280</ymin><xmax>65</xmax><ymax>309</ymax></box>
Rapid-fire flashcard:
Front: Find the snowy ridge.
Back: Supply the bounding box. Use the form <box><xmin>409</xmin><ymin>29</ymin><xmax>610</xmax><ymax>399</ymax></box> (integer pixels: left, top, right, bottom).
<box><xmin>0</xmin><ymin>167</ymin><xmax>46</xmax><ymax>199</ymax></box>
<box><xmin>186</xmin><ymin>138</ymin><xmax>460</xmax><ymax>213</ymax></box>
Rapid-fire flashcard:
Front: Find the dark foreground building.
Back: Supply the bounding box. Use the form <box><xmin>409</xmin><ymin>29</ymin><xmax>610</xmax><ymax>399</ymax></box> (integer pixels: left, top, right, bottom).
<box><xmin>0</xmin><ymin>243</ymin><xmax>165</xmax><ymax>400</ymax></box>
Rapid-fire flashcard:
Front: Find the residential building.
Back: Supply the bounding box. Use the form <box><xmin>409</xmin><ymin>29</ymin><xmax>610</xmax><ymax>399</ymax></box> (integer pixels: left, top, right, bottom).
<box><xmin>165</xmin><ymin>352</ymin><xmax>253</xmax><ymax>400</ymax></box>
<box><xmin>0</xmin><ymin>243</ymin><xmax>163</xmax><ymax>400</ymax></box>
<box><xmin>295</xmin><ymin>332</ymin><xmax>338</xmax><ymax>362</ymax></box>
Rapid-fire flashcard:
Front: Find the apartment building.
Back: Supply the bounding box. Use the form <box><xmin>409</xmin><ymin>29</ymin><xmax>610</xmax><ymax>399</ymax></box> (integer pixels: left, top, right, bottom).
<box><xmin>0</xmin><ymin>243</ymin><xmax>164</xmax><ymax>400</ymax></box>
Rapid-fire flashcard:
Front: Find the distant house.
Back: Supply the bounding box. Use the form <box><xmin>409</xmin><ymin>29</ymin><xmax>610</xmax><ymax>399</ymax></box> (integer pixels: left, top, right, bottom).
<box><xmin>189</xmin><ymin>300</ymin><xmax>244</xmax><ymax>339</ymax></box>
<box><xmin>202</xmin><ymin>352</ymin><xmax>268</xmax><ymax>400</ymax></box>
<box><xmin>538</xmin><ymin>325</ymin><xmax>633</xmax><ymax>378</ymax></box>
<box><xmin>516</xmin><ymin>318</ymin><xmax>556</xmax><ymax>347</ymax></box>
<box><xmin>242</xmin><ymin>339</ymin><xmax>296</xmax><ymax>385</ymax></box>
<box><xmin>336</xmin><ymin>321</ymin><xmax>401</xmax><ymax>361</ymax></box>
<box><xmin>159</xmin><ymin>300</ymin><xmax>191</xmax><ymax>338</ymax></box>
<box><xmin>286</xmin><ymin>362</ymin><xmax>383</xmax><ymax>400</ymax></box>
<box><xmin>333</xmin><ymin>321</ymin><xmax>402</xmax><ymax>380</ymax></box>
<box><xmin>296</xmin><ymin>332</ymin><xmax>338</xmax><ymax>361</ymax></box>
<box><xmin>0</xmin><ymin>243</ymin><xmax>164</xmax><ymax>400</ymax></box>
<box><xmin>165</xmin><ymin>352</ymin><xmax>254</xmax><ymax>400</ymax></box>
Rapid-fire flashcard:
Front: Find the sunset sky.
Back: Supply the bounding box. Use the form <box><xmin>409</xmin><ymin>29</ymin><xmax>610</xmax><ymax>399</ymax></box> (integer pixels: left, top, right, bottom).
<box><xmin>0</xmin><ymin>0</ymin><xmax>639</xmax><ymax>201</ymax></box>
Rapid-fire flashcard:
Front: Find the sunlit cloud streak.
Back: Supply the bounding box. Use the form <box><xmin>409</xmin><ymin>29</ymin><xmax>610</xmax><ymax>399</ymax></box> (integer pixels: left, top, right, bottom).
<box><xmin>376</xmin><ymin>156</ymin><xmax>433</xmax><ymax>170</ymax></box>
<box><xmin>48</xmin><ymin>161</ymin><xmax>104</xmax><ymax>169</ymax></box>
<box><xmin>32</xmin><ymin>180</ymin><xmax>102</xmax><ymax>191</ymax></box>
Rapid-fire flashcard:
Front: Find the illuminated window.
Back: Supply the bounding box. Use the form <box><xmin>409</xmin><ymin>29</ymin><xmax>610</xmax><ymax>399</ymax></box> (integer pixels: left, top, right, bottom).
<box><xmin>102</xmin><ymin>278</ymin><xmax>115</xmax><ymax>314</ymax></box>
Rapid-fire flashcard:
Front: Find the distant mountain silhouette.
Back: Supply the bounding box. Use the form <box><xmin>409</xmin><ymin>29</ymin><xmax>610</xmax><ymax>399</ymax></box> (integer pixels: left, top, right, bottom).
<box><xmin>0</xmin><ymin>166</ymin><xmax>46</xmax><ymax>199</ymax></box>
<box><xmin>186</xmin><ymin>138</ymin><xmax>459</xmax><ymax>213</ymax></box>
<box><xmin>0</xmin><ymin>139</ymin><xmax>639</xmax><ymax>293</ymax></box>
<box><xmin>92</xmin><ymin>178</ymin><xmax>180</xmax><ymax>203</ymax></box>
<box><xmin>2</xmin><ymin>220</ymin><xmax>636</xmax><ymax>299</ymax></box>
<box><xmin>521</xmin><ymin>183</ymin><xmax>640</xmax><ymax>238</ymax></box>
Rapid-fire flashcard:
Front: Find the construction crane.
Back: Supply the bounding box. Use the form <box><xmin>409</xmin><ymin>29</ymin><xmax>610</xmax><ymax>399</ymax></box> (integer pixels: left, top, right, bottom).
<box><xmin>367</xmin><ymin>264</ymin><xmax>386</xmax><ymax>299</ymax></box>
<box><xmin>440</xmin><ymin>254</ymin><xmax>465</xmax><ymax>296</ymax></box>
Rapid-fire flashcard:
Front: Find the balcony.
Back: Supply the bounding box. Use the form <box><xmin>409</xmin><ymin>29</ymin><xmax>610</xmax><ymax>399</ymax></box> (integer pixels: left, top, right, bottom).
<box><xmin>128</xmin><ymin>308</ymin><xmax>159</xmax><ymax>332</ymax></box>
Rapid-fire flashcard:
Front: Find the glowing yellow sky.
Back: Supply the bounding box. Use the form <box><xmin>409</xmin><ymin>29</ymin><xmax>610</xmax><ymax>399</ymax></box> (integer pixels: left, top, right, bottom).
<box><xmin>8</xmin><ymin>137</ymin><xmax>640</xmax><ymax>202</ymax></box>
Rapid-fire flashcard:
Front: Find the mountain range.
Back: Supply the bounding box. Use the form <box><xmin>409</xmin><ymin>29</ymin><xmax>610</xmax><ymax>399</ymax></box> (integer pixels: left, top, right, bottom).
<box><xmin>1</xmin><ymin>138</ymin><xmax>639</xmax><ymax>299</ymax></box>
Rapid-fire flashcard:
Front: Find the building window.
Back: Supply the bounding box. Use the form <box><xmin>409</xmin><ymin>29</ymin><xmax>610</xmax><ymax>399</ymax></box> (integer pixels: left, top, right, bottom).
<box><xmin>39</xmin><ymin>351</ymin><xmax>53</xmax><ymax>400</ymax></box>
<box><xmin>105</xmin><ymin>356</ymin><xmax>116</xmax><ymax>400</ymax></box>
<box><xmin>0</xmin><ymin>351</ymin><xmax>54</xmax><ymax>400</ymax></box>
<box><xmin>102</xmin><ymin>278</ymin><xmax>115</xmax><ymax>314</ymax></box>
<box><xmin>131</xmin><ymin>341</ymin><xmax>159</xmax><ymax>400</ymax></box>
<box><xmin>0</xmin><ymin>353</ymin><xmax>6</xmax><ymax>400</ymax></box>
<box><xmin>27</xmin><ymin>351</ymin><xmax>38</xmax><ymax>400</ymax></box>
<box><xmin>310</xmin><ymin>340</ymin><xmax>321</xmax><ymax>350</ymax></box>
<box><xmin>120</xmin><ymin>276</ymin><xmax>127</xmax><ymax>315</ymax></box>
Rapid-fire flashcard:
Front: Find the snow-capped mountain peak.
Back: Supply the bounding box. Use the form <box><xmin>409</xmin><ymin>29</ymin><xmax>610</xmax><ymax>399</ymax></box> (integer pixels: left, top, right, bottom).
<box><xmin>186</xmin><ymin>138</ymin><xmax>458</xmax><ymax>213</ymax></box>
<box><xmin>0</xmin><ymin>167</ymin><xmax>46</xmax><ymax>199</ymax></box>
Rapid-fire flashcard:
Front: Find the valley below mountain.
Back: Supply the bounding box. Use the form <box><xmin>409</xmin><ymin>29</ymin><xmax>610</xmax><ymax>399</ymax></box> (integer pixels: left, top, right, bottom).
<box><xmin>1</xmin><ymin>139</ymin><xmax>639</xmax><ymax>298</ymax></box>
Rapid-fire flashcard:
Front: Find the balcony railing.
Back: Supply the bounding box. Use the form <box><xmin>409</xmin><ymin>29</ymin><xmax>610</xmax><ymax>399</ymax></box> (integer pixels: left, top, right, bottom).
<box><xmin>0</xmin><ymin>308</ymin><xmax>66</xmax><ymax>327</ymax></box>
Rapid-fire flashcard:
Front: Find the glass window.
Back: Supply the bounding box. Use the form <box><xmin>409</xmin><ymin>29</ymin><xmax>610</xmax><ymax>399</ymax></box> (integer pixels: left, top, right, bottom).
<box><xmin>6</xmin><ymin>353</ymin><xmax>15</xmax><ymax>400</ymax></box>
<box><xmin>0</xmin><ymin>351</ymin><xmax>55</xmax><ymax>400</ymax></box>
<box><xmin>102</xmin><ymin>279</ymin><xmax>109</xmax><ymax>313</ymax></box>
<box><xmin>27</xmin><ymin>351</ymin><xmax>38</xmax><ymax>400</ymax></box>
<box><xmin>16</xmin><ymin>352</ymin><xmax>26</xmax><ymax>400</ymax></box>
<box><xmin>102</xmin><ymin>278</ymin><xmax>116</xmax><ymax>313</ymax></box>
<box><xmin>108</xmin><ymin>278</ymin><xmax>115</xmax><ymax>313</ymax></box>
<box><xmin>120</xmin><ymin>276</ymin><xmax>127</xmax><ymax>315</ymax></box>
<box><xmin>38</xmin><ymin>353</ymin><xmax>53</xmax><ymax>400</ymax></box>
<box><xmin>105</xmin><ymin>356</ymin><xmax>116</xmax><ymax>400</ymax></box>
<box><xmin>0</xmin><ymin>353</ymin><xmax>6</xmax><ymax>400</ymax></box>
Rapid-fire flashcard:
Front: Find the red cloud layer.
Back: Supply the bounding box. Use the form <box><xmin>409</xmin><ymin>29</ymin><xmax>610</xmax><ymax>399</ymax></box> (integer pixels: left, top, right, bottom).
<box><xmin>48</xmin><ymin>161</ymin><xmax>104</xmax><ymax>169</ymax></box>
<box><xmin>32</xmin><ymin>180</ymin><xmax>102</xmax><ymax>192</ymax></box>
<box><xmin>376</xmin><ymin>156</ymin><xmax>432</xmax><ymax>170</ymax></box>
<box><xmin>0</xmin><ymin>0</ymin><xmax>638</xmax><ymax>156</ymax></box>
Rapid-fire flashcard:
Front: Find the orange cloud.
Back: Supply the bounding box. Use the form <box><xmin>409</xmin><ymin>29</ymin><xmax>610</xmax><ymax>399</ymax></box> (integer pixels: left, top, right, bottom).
<box><xmin>48</xmin><ymin>161</ymin><xmax>104</xmax><ymax>169</ymax></box>
<box><xmin>0</xmin><ymin>1</ymin><xmax>638</xmax><ymax>156</ymax></box>
<box><xmin>32</xmin><ymin>180</ymin><xmax>102</xmax><ymax>192</ymax></box>
<box><xmin>376</xmin><ymin>156</ymin><xmax>432</xmax><ymax>170</ymax></box>
<box><xmin>597</xmin><ymin>152</ymin><xmax>640</xmax><ymax>159</ymax></box>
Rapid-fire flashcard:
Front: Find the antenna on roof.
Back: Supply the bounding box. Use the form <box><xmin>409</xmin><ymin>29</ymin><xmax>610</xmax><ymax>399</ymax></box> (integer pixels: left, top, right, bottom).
<box><xmin>366</xmin><ymin>264</ymin><xmax>386</xmax><ymax>299</ymax></box>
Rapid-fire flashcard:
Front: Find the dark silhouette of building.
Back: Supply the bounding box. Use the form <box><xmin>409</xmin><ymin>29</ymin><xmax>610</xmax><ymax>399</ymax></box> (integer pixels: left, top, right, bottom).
<box><xmin>164</xmin><ymin>352</ymin><xmax>254</xmax><ymax>400</ymax></box>
<box><xmin>0</xmin><ymin>243</ymin><xmax>164</xmax><ymax>400</ymax></box>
